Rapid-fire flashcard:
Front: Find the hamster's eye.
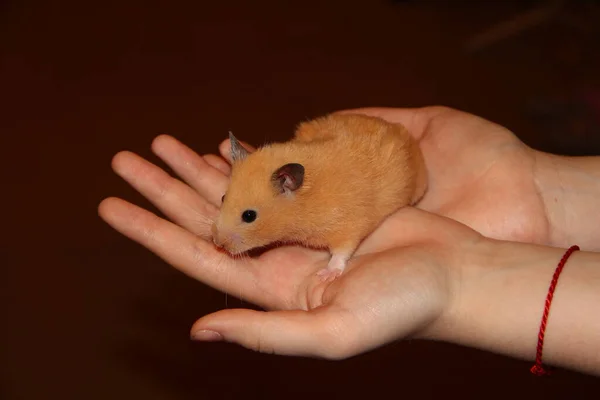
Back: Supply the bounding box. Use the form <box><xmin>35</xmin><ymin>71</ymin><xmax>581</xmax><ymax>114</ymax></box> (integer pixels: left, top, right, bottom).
<box><xmin>241</xmin><ymin>210</ymin><xmax>257</xmax><ymax>223</ymax></box>
<box><xmin>221</xmin><ymin>194</ymin><xmax>225</xmax><ymax>203</ymax></box>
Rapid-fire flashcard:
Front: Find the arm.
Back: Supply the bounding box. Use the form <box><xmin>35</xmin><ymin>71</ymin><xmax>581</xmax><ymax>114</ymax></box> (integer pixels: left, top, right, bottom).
<box><xmin>430</xmin><ymin>240</ymin><xmax>600</xmax><ymax>376</ymax></box>
<box><xmin>533</xmin><ymin>152</ymin><xmax>600</xmax><ymax>252</ymax></box>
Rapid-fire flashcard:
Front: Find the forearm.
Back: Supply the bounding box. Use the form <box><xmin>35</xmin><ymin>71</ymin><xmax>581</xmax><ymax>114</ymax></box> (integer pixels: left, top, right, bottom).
<box><xmin>533</xmin><ymin>151</ymin><xmax>600</xmax><ymax>251</ymax></box>
<box><xmin>438</xmin><ymin>240</ymin><xmax>600</xmax><ymax>376</ymax></box>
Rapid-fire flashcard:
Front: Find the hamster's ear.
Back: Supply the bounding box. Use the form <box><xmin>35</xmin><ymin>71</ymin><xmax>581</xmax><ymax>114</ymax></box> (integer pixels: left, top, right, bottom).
<box><xmin>229</xmin><ymin>131</ymin><xmax>249</xmax><ymax>162</ymax></box>
<box><xmin>272</xmin><ymin>163</ymin><xmax>304</xmax><ymax>194</ymax></box>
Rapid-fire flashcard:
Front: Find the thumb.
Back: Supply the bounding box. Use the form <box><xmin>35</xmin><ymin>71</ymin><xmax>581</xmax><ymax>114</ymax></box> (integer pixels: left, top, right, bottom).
<box><xmin>190</xmin><ymin>308</ymin><xmax>353</xmax><ymax>359</ymax></box>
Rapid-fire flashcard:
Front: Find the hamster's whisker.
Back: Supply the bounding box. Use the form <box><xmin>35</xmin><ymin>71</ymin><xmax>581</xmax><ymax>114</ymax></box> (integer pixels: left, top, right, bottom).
<box><xmin>192</xmin><ymin>214</ymin><xmax>215</xmax><ymax>226</ymax></box>
<box><xmin>187</xmin><ymin>213</ymin><xmax>216</xmax><ymax>238</ymax></box>
<box><xmin>212</xmin><ymin>251</ymin><xmax>229</xmax><ymax>308</ymax></box>
<box><xmin>239</xmin><ymin>252</ymin><xmax>252</xmax><ymax>306</ymax></box>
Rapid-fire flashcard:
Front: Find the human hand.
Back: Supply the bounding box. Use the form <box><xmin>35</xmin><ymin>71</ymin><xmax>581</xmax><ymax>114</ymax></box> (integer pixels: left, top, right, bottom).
<box><xmin>97</xmin><ymin>106</ymin><xmax>597</xmax><ymax>362</ymax></box>
<box><xmin>97</xmin><ymin>121</ymin><xmax>489</xmax><ymax>358</ymax></box>
<box><xmin>98</xmin><ymin>106</ymin><xmax>542</xmax><ymax>358</ymax></box>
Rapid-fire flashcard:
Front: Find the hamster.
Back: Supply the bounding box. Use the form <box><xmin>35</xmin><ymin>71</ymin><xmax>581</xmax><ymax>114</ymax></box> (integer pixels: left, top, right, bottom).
<box><xmin>211</xmin><ymin>113</ymin><xmax>428</xmax><ymax>280</ymax></box>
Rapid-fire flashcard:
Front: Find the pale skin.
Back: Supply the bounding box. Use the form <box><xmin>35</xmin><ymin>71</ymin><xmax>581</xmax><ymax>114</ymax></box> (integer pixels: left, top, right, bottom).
<box><xmin>98</xmin><ymin>106</ymin><xmax>600</xmax><ymax>376</ymax></box>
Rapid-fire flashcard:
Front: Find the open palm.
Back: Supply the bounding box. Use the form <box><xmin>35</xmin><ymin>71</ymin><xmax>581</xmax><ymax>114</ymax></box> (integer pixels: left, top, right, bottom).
<box><xmin>98</xmin><ymin>106</ymin><xmax>546</xmax><ymax>357</ymax></box>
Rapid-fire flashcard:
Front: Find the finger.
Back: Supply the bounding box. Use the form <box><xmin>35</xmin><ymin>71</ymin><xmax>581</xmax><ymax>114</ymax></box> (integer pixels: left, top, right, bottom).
<box><xmin>151</xmin><ymin>134</ymin><xmax>228</xmax><ymax>206</ymax></box>
<box><xmin>111</xmin><ymin>151</ymin><xmax>218</xmax><ymax>238</ymax></box>
<box><xmin>98</xmin><ymin>197</ymin><xmax>263</xmax><ymax>302</ymax></box>
<box><xmin>203</xmin><ymin>154</ymin><xmax>231</xmax><ymax>176</ymax></box>
<box><xmin>218</xmin><ymin>138</ymin><xmax>256</xmax><ymax>164</ymax></box>
<box><xmin>334</xmin><ymin>106</ymin><xmax>451</xmax><ymax>140</ymax></box>
<box><xmin>190</xmin><ymin>308</ymin><xmax>355</xmax><ymax>359</ymax></box>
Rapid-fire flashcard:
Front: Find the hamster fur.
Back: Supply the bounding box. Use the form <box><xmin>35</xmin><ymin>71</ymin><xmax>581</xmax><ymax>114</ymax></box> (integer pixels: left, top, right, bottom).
<box><xmin>211</xmin><ymin>113</ymin><xmax>428</xmax><ymax>280</ymax></box>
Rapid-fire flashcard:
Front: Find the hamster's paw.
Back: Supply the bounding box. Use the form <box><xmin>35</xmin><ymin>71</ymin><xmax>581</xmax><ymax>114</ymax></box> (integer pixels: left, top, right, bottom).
<box><xmin>316</xmin><ymin>267</ymin><xmax>342</xmax><ymax>282</ymax></box>
<box><xmin>316</xmin><ymin>253</ymin><xmax>348</xmax><ymax>282</ymax></box>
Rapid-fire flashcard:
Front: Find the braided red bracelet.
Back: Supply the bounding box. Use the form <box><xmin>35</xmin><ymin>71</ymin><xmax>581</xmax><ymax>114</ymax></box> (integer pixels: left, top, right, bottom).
<box><xmin>530</xmin><ymin>245</ymin><xmax>580</xmax><ymax>376</ymax></box>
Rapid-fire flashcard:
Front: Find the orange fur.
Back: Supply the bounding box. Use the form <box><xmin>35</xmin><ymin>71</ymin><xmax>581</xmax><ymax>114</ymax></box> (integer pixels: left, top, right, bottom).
<box><xmin>212</xmin><ymin>113</ymin><xmax>428</xmax><ymax>274</ymax></box>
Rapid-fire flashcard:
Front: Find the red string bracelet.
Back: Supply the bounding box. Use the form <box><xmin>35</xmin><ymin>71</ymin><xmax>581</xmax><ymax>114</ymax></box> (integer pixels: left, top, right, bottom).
<box><xmin>530</xmin><ymin>245</ymin><xmax>580</xmax><ymax>376</ymax></box>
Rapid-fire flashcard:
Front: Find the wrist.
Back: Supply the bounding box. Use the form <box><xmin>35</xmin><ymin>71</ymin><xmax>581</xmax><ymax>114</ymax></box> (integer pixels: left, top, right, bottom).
<box><xmin>428</xmin><ymin>238</ymin><xmax>600</xmax><ymax>375</ymax></box>
<box><xmin>439</xmin><ymin>240</ymin><xmax>561</xmax><ymax>358</ymax></box>
<box><xmin>533</xmin><ymin>151</ymin><xmax>600</xmax><ymax>251</ymax></box>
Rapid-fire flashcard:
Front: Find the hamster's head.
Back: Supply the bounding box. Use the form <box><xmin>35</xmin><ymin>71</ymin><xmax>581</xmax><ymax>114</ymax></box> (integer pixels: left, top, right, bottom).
<box><xmin>211</xmin><ymin>133</ymin><xmax>305</xmax><ymax>255</ymax></box>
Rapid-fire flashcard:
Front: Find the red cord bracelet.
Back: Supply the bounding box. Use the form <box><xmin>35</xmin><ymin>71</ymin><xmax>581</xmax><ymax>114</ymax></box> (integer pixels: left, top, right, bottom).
<box><xmin>530</xmin><ymin>245</ymin><xmax>580</xmax><ymax>376</ymax></box>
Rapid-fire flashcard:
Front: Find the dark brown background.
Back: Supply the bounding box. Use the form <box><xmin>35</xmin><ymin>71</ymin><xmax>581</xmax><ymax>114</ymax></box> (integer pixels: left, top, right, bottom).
<box><xmin>2</xmin><ymin>0</ymin><xmax>599</xmax><ymax>399</ymax></box>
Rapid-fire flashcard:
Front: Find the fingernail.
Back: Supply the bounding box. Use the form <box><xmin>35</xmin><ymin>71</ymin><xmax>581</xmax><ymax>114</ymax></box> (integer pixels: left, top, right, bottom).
<box><xmin>191</xmin><ymin>329</ymin><xmax>223</xmax><ymax>342</ymax></box>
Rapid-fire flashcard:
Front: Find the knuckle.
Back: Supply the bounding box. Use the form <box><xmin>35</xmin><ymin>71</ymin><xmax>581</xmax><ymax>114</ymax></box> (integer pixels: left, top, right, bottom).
<box><xmin>140</xmin><ymin>212</ymin><xmax>161</xmax><ymax>244</ymax></box>
<box><xmin>154</xmin><ymin>173</ymin><xmax>176</xmax><ymax>200</ymax></box>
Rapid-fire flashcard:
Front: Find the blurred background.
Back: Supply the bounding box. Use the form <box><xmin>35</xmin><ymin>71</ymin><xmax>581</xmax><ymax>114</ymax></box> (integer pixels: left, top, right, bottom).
<box><xmin>2</xmin><ymin>0</ymin><xmax>599</xmax><ymax>398</ymax></box>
